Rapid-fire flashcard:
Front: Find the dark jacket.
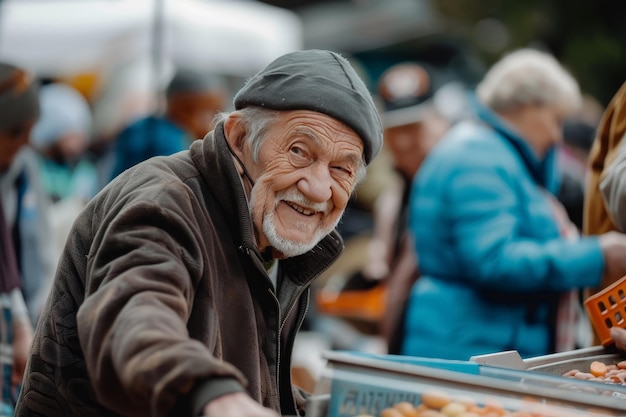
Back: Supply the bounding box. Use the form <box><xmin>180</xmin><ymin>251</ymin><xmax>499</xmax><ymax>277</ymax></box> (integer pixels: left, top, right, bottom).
<box><xmin>16</xmin><ymin>123</ymin><xmax>343</xmax><ymax>417</ymax></box>
<box><xmin>110</xmin><ymin>115</ymin><xmax>189</xmax><ymax>181</ymax></box>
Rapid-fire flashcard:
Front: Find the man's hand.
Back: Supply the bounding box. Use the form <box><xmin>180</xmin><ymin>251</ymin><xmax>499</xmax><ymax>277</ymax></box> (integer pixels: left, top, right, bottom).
<box><xmin>202</xmin><ymin>392</ymin><xmax>278</xmax><ymax>417</ymax></box>
<box><xmin>610</xmin><ymin>327</ymin><xmax>626</xmax><ymax>351</ymax></box>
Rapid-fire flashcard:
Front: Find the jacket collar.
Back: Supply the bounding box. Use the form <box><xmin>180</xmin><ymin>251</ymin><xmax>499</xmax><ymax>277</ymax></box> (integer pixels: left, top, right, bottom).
<box><xmin>189</xmin><ymin>121</ymin><xmax>344</xmax><ymax>285</ymax></box>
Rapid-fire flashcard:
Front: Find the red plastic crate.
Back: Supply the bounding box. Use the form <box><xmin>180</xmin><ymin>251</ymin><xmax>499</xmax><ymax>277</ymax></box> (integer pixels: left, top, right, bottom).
<box><xmin>584</xmin><ymin>276</ymin><xmax>626</xmax><ymax>346</ymax></box>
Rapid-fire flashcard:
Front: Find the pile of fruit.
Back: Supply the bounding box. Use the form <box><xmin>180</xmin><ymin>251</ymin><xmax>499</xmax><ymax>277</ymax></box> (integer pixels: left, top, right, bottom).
<box><xmin>352</xmin><ymin>389</ymin><xmax>557</xmax><ymax>417</ymax></box>
<box><xmin>562</xmin><ymin>360</ymin><xmax>626</xmax><ymax>385</ymax></box>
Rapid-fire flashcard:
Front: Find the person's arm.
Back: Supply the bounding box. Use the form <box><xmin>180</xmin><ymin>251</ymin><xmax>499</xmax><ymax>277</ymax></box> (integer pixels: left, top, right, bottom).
<box><xmin>600</xmin><ymin>138</ymin><xmax>626</xmax><ymax>232</ymax></box>
<box><xmin>443</xmin><ymin>163</ymin><xmax>604</xmax><ymax>292</ymax></box>
<box><xmin>10</xmin><ymin>288</ymin><xmax>32</xmax><ymax>387</ymax></box>
<box><xmin>363</xmin><ymin>179</ymin><xmax>403</xmax><ymax>280</ymax></box>
<box><xmin>76</xmin><ymin>197</ymin><xmax>248</xmax><ymax>417</ymax></box>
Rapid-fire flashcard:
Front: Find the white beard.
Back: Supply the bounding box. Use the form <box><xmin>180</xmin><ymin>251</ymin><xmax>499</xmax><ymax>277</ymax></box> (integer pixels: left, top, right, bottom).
<box><xmin>256</xmin><ymin>187</ymin><xmax>339</xmax><ymax>258</ymax></box>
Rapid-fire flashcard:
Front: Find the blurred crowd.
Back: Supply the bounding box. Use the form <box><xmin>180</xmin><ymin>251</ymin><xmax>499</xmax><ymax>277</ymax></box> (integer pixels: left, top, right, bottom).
<box><xmin>2</xmin><ymin>44</ymin><xmax>626</xmax><ymax>412</ymax></box>
<box><xmin>313</xmin><ymin>49</ymin><xmax>615</xmax><ymax>358</ymax></box>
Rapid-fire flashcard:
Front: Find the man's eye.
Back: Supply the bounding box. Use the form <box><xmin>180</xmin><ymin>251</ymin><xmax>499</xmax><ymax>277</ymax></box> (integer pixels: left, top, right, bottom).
<box><xmin>332</xmin><ymin>165</ymin><xmax>352</xmax><ymax>177</ymax></box>
<box><xmin>289</xmin><ymin>146</ymin><xmax>310</xmax><ymax>160</ymax></box>
<box><xmin>288</xmin><ymin>145</ymin><xmax>312</xmax><ymax>167</ymax></box>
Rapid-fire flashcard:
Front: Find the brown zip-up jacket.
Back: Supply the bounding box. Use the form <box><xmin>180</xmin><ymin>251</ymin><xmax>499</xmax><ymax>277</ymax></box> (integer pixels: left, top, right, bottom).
<box><xmin>16</xmin><ymin>123</ymin><xmax>343</xmax><ymax>417</ymax></box>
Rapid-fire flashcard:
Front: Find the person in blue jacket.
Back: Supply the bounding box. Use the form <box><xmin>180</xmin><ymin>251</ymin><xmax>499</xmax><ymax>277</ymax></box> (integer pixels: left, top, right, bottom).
<box><xmin>109</xmin><ymin>68</ymin><xmax>227</xmax><ymax>180</ymax></box>
<box><xmin>401</xmin><ymin>48</ymin><xmax>626</xmax><ymax>360</ymax></box>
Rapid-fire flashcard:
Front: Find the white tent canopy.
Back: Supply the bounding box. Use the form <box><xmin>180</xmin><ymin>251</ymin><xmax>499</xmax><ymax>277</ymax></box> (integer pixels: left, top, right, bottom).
<box><xmin>0</xmin><ymin>0</ymin><xmax>303</xmax><ymax>78</ymax></box>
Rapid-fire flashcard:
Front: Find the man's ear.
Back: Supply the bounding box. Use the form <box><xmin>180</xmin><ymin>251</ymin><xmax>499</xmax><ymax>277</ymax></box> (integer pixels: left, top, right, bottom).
<box><xmin>223</xmin><ymin>112</ymin><xmax>247</xmax><ymax>174</ymax></box>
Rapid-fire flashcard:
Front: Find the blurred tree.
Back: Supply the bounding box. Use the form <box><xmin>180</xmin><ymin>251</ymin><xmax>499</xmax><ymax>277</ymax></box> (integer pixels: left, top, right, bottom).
<box><xmin>433</xmin><ymin>0</ymin><xmax>626</xmax><ymax>105</ymax></box>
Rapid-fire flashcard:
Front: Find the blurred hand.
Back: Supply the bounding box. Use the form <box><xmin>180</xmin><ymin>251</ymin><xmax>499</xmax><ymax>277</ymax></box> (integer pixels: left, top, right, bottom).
<box><xmin>362</xmin><ymin>238</ymin><xmax>390</xmax><ymax>281</ymax></box>
<box><xmin>12</xmin><ymin>319</ymin><xmax>33</xmax><ymax>387</ymax></box>
<box><xmin>202</xmin><ymin>392</ymin><xmax>278</xmax><ymax>417</ymax></box>
<box><xmin>598</xmin><ymin>231</ymin><xmax>626</xmax><ymax>286</ymax></box>
<box><xmin>610</xmin><ymin>327</ymin><xmax>626</xmax><ymax>351</ymax></box>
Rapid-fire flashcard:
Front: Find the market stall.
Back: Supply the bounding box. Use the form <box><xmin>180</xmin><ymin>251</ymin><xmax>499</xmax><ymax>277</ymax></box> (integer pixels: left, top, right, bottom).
<box><xmin>306</xmin><ymin>349</ymin><xmax>626</xmax><ymax>417</ymax></box>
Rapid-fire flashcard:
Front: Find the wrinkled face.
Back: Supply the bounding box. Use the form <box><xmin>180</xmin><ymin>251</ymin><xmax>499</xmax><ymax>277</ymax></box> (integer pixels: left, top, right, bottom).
<box><xmin>385</xmin><ymin>115</ymin><xmax>448</xmax><ymax>178</ymax></box>
<box><xmin>239</xmin><ymin>110</ymin><xmax>364</xmax><ymax>258</ymax></box>
<box><xmin>504</xmin><ymin>104</ymin><xmax>567</xmax><ymax>158</ymax></box>
<box><xmin>0</xmin><ymin>122</ymin><xmax>33</xmax><ymax>172</ymax></box>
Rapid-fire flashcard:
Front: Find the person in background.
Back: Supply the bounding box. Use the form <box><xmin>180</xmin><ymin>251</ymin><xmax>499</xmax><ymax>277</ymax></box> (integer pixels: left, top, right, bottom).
<box><xmin>16</xmin><ymin>49</ymin><xmax>383</xmax><ymax>417</ymax></box>
<box><xmin>584</xmin><ymin>80</ymin><xmax>626</xmax><ymax>347</ymax></box>
<box><xmin>30</xmin><ymin>82</ymin><xmax>97</xmax><ymax>203</ymax></box>
<box><xmin>400</xmin><ymin>48</ymin><xmax>626</xmax><ymax>361</ymax></box>
<box><xmin>28</xmin><ymin>82</ymin><xmax>100</xmax><ymax>290</ymax></box>
<box><xmin>0</xmin><ymin>62</ymin><xmax>45</xmax><ymax>415</ymax></box>
<box><xmin>365</xmin><ymin>62</ymin><xmax>450</xmax><ymax>353</ymax></box>
<box><xmin>0</xmin><ymin>65</ymin><xmax>57</xmax><ymax>328</ymax></box>
<box><xmin>583</xmin><ymin>80</ymin><xmax>626</xmax><ymax>246</ymax></box>
<box><xmin>109</xmin><ymin>68</ymin><xmax>228</xmax><ymax>180</ymax></box>
<box><xmin>88</xmin><ymin>58</ymin><xmax>162</xmax><ymax>190</ymax></box>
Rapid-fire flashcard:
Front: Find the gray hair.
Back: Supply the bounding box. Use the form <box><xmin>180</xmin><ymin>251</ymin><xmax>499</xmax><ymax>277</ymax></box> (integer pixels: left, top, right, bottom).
<box><xmin>213</xmin><ymin>106</ymin><xmax>278</xmax><ymax>162</ymax></box>
<box><xmin>476</xmin><ymin>48</ymin><xmax>581</xmax><ymax>114</ymax></box>
<box><xmin>215</xmin><ymin>107</ymin><xmax>367</xmax><ymax>184</ymax></box>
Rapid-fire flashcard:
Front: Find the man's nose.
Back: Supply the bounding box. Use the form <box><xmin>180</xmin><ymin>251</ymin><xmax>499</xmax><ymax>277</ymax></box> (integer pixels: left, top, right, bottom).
<box><xmin>297</xmin><ymin>163</ymin><xmax>333</xmax><ymax>203</ymax></box>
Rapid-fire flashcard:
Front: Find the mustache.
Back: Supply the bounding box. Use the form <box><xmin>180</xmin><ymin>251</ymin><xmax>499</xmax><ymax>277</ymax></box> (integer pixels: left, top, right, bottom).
<box><xmin>276</xmin><ymin>188</ymin><xmax>330</xmax><ymax>214</ymax></box>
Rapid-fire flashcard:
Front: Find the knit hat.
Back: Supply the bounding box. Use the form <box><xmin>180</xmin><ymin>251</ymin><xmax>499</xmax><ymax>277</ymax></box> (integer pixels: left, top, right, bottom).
<box><xmin>31</xmin><ymin>83</ymin><xmax>92</xmax><ymax>150</ymax></box>
<box><xmin>378</xmin><ymin>62</ymin><xmax>434</xmax><ymax>128</ymax></box>
<box><xmin>0</xmin><ymin>63</ymin><xmax>40</xmax><ymax>132</ymax></box>
<box><xmin>234</xmin><ymin>49</ymin><xmax>383</xmax><ymax>165</ymax></box>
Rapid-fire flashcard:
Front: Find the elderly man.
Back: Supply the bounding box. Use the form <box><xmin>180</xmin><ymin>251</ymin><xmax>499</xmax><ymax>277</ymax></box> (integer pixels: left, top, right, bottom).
<box><xmin>15</xmin><ymin>49</ymin><xmax>382</xmax><ymax>417</ymax></box>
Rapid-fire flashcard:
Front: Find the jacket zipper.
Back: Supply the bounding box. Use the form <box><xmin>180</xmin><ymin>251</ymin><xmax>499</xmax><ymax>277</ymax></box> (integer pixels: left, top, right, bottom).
<box><xmin>242</xmin><ymin>243</ymin><xmax>285</xmax><ymax>411</ymax></box>
<box><xmin>269</xmin><ymin>284</ymin><xmax>310</xmax><ymax>417</ymax></box>
<box><xmin>267</xmin><ymin>288</ymin><xmax>283</xmax><ymax>411</ymax></box>
<box><xmin>286</xmin><ymin>290</ymin><xmax>310</xmax><ymax>416</ymax></box>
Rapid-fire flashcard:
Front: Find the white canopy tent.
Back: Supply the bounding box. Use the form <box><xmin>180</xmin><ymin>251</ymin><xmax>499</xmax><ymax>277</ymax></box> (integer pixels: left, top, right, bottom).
<box><xmin>0</xmin><ymin>0</ymin><xmax>303</xmax><ymax>142</ymax></box>
<box><xmin>0</xmin><ymin>0</ymin><xmax>303</xmax><ymax>78</ymax></box>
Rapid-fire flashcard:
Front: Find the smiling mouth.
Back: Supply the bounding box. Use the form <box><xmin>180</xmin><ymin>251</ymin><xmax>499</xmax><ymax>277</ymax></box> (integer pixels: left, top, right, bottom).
<box><xmin>285</xmin><ymin>201</ymin><xmax>317</xmax><ymax>216</ymax></box>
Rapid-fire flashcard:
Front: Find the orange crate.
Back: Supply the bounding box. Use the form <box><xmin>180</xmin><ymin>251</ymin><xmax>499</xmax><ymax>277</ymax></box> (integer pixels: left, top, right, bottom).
<box><xmin>584</xmin><ymin>276</ymin><xmax>626</xmax><ymax>346</ymax></box>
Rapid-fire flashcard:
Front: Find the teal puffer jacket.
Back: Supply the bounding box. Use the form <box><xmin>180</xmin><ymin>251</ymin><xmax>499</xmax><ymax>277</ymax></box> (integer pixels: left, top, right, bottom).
<box><xmin>401</xmin><ymin>102</ymin><xmax>603</xmax><ymax>360</ymax></box>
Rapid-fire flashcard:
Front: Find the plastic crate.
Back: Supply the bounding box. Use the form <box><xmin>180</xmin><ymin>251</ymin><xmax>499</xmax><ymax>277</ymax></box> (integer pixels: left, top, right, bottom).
<box><xmin>584</xmin><ymin>275</ymin><xmax>626</xmax><ymax>346</ymax></box>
